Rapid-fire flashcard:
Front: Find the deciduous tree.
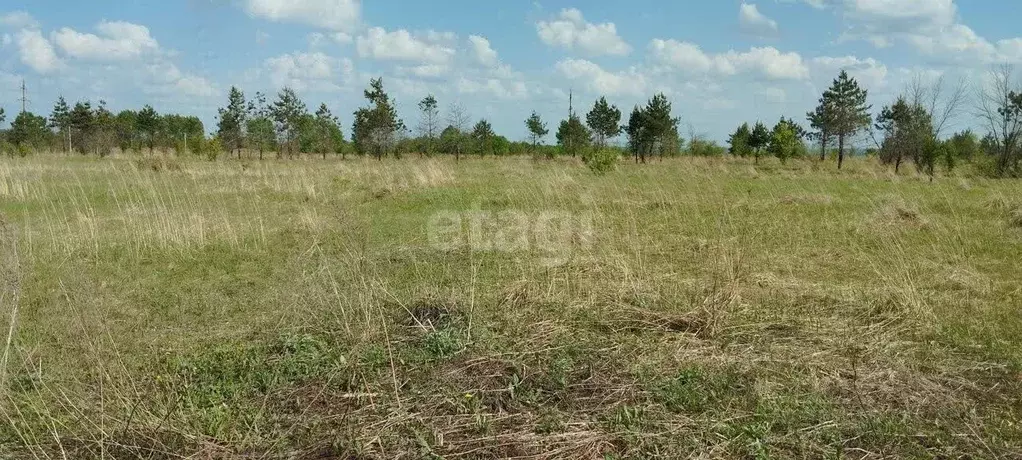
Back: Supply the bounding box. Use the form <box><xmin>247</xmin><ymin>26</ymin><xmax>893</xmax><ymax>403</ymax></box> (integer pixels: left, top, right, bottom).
<box><xmin>977</xmin><ymin>65</ymin><xmax>1022</xmax><ymax>176</ymax></box>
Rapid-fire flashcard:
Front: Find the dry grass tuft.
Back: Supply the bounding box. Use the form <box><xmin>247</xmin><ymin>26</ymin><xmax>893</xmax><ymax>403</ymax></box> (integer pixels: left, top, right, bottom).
<box><xmin>778</xmin><ymin>193</ymin><xmax>834</xmax><ymax>205</ymax></box>
<box><xmin>134</xmin><ymin>156</ymin><xmax>182</xmax><ymax>172</ymax></box>
<box><xmin>1009</xmin><ymin>206</ymin><xmax>1022</xmax><ymax>228</ymax></box>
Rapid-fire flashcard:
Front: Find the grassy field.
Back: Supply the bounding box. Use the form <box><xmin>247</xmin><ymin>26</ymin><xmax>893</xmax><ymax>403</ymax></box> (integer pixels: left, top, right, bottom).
<box><xmin>1</xmin><ymin>154</ymin><xmax>1021</xmax><ymax>459</ymax></box>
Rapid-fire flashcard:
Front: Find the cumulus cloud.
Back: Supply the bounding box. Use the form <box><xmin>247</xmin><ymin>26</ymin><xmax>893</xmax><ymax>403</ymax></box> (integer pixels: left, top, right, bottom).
<box><xmin>555</xmin><ymin>59</ymin><xmax>647</xmax><ymax>97</ymax></box>
<box><xmin>827</xmin><ymin>0</ymin><xmax>1021</xmax><ymax>63</ymax></box>
<box><xmin>264</xmin><ymin>51</ymin><xmax>353</xmax><ymax>91</ymax></box>
<box><xmin>243</xmin><ymin>0</ymin><xmax>360</xmax><ymax>32</ymax></box>
<box><xmin>397</xmin><ymin>64</ymin><xmax>450</xmax><ymax>78</ymax></box>
<box><xmin>356</xmin><ymin>27</ymin><xmax>456</xmax><ymax>64</ymax></box>
<box><xmin>52</xmin><ymin>21</ymin><xmax>159</xmax><ymax>61</ymax></box>
<box><xmin>536</xmin><ymin>8</ymin><xmax>631</xmax><ymax>56</ymax></box>
<box><xmin>468</xmin><ymin>35</ymin><xmax>499</xmax><ymax>67</ymax></box>
<box><xmin>455</xmin><ymin>77</ymin><xmax>529</xmax><ymax>100</ymax></box>
<box><xmin>811</xmin><ymin>55</ymin><xmax>889</xmax><ymax>88</ymax></box>
<box><xmin>0</xmin><ymin>11</ymin><xmax>38</xmax><ymax>29</ymax></box>
<box><xmin>145</xmin><ymin>61</ymin><xmax>218</xmax><ymax>98</ymax></box>
<box><xmin>739</xmin><ymin>3</ymin><xmax>779</xmax><ymax>38</ymax></box>
<box><xmin>649</xmin><ymin>39</ymin><xmax>809</xmax><ymax>80</ymax></box>
<box><xmin>15</xmin><ymin>28</ymin><xmax>62</xmax><ymax>73</ymax></box>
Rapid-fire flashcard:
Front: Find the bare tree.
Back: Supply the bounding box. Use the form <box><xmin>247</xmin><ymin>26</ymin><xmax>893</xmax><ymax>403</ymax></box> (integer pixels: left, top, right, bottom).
<box><xmin>976</xmin><ymin>64</ymin><xmax>1022</xmax><ymax>175</ymax></box>
<box><xmin>907</xmin><ymin>73</ymin><xmax>968</xmax><ymax>139</ymax></box>
<box><xmin>447</xmin><ymin>102</ymin><xmax>470</xmax><ymax>162</ymax></box>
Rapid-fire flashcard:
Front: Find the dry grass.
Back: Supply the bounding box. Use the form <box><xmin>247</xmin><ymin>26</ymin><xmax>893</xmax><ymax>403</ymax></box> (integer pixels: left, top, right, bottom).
<box><xmin>1</xmin><ymin>154</ymin><xmax>1021</xmax><ymax>458</ymax></box>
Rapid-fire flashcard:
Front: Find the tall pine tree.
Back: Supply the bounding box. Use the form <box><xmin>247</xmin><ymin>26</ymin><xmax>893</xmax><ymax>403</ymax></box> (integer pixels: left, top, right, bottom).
<box><xmin>586</xmin><ymin>96</ymin><xmax>621</xmax><ymax>148</ymax></box>
<box><xmin>819</xmin><ymin>70</ymin><xmax>871</xmax><ymax>169</ymax></box>
<box><xmin>217</xmin><ymin>86</ymin><xmax>248</xmax><ymax>158</ymax></box>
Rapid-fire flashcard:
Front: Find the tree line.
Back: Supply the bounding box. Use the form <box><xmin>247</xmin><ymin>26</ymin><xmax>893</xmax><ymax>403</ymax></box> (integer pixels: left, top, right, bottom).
<box><xmin>3</xmin><ymin>67</ymin><xmax>1022</xmax><ymax>177</ymax></box>
<box><xmin>730</xmin><ymin>68</ymin><xmax>1022</xmax><ymax>177</ymax></box>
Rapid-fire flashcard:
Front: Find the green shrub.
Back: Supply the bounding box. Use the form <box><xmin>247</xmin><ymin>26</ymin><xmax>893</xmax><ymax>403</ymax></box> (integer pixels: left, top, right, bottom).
<box><xmin>583</xmin><ymin>148</ymin><xmax>618</xmax><ymax>175</ymax></box>
<box><xmin>200</xmin><ymin>137</ymin><xmax>223</xmax><ymax>161</ymax></box>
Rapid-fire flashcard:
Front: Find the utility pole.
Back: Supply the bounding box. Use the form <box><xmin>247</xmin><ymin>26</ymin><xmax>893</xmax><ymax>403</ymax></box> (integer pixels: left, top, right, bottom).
<box><xmin>19</xmin><ymin>79</ymin><xmax>29</xmax><ymax>114</ymax></box>
<box><xmin>567</xmin><ymin>89</ymin><xmax>574</xmax><ymax>157</ymax></box>
<box><xmin>568</xmin><ymin>89</ymin><xmax>573</xmax><ymax>118</ymax></box>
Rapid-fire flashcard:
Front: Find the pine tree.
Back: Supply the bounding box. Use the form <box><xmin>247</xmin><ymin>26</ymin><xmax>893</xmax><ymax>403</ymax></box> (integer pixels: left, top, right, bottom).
<box><xmin>556</xmin><ymin>114</ymin><xmax>590</xmax><ymax>158</ymax></box>
<box><xmin>10</xmin><ymin>111</ymin><xmax>49</xmax><ymax>149</ymax></box>
<box><xmin>820</xmin><ymin>70</ymin><xmax>872</xmax><ymax>169</ymax></box>
<box><xmin>807</xmin><ymin>100</ymin><xmax>833</xmax><ymax>161</ymax></box>
<box><xmin>728</xmin><ymin>123</ymin><xmax>752</xmax><ymax>157</ymax></box>
<box><xmin>352</xmin><ymin>78</ymin><xmax>404</xmax><ymax>160</ymax></box>
<box><xmin>137</xmin><ymin>105</ymin><xmax>160</xmax><ymax>154</ymax></box>
<box><xmin>49</xmin><ymin>96</ymin><xmax>72</xmax><ymax>153</ymax></box>
<box><xmin>313</xmin><ymin>103</ymin><xmax>342</xmax><ymax>159</ymax></box>
<box><xmin>471</xmin><ymin>119</ymin><xmax>495</xmax><ymax>157</ymax></box>
<box><xmin>525</xmin><ymin>111</ymin><xmax>549</xmax><ymax>150</ymax></box>
<box><xmin>417</xmin><ymin>94</ymin><xmax>440</xmax><ymax>157</ymax></box>
<box><xmin>70</xmin><ymin>101</ymin><xmax>95</xmax><ymax>154</ymax></box>
<box><xmin>586</xmin><ymin>96</ymin><xmax>621</xmax><ymax>148</ymax></box>
<box><xmin>642</xmin><ymin>93</ymin><xmax>680</xmax><ymax>161</ymax></box>
<box><xmin>93</xmin><ymin>100</ymin><xmax>116</xmax><ymax>157</ymax></box>
<box><xmin>626</xmin><ymin>106</ymin><xmax>647</xmax><ymax>163</ymax></box>
<box><xmin>271</xmin><ymin>87</ymin><xmax>308</xmax><ymax>158</ymax></box>
<box><xmin>750</xmin><ymin>122</ymin><xmax>770</xmax><ymax>163</ymax></box>
<box><xmin>217</xmin><ymin>86</ymin><xmax>247</xmax><ymax>158</ymax></box>
<box><xmin>246</xmin><ymin>92</ymin><xmax>275</xmax><ymax>160</ymax></box>
<box><xmin>768</xmin><ymin>119</ymin><xmax>799</xmax><ymax>164</ymax></box>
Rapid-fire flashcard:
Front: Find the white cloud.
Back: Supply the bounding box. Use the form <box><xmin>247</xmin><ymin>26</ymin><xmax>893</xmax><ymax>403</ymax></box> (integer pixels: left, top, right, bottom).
<box><xmin>455</xmin><ymin>77</ymin><xmax>529</xmax><ymax>100</ymax></box>
<box><xmin>648</xmin><ymin>39</ymin><xmax>721</xmax><ymax>74</ymax></box>
<box><xmin>243</xmin><ymin>0</ymin><xmax>360</xmax><ymax>32</ymax></box>
<box><xmin>52</xmin><ymin>21</ymin><xmax>159</xmax><ymax>61</ymax></box>
<box><xmin>555</xmin><ymin>59</ymin><xmax>647</xmax><ymax>97</ymax></box>
<box><xmin>833</xmin><ymin>0</ymin><xmax>1022</xmax><ymax>63</ymax></box>
<box><xmin>15</xmin><ymin>28</ymin><xmax>62</xmax><ymax>73</ymax></box>
<box><xmin>468</xmin><ymin>35</ymin><xmax>499</xmax><ymax>67</ymax></box>
<box><xmin>356</xmin><ymin>27</ymin><xmax>456</xmax><ymax>64</ymax></box>
<box><xmin>649</xmin><ymin>39</ymin><xmax>809</xmax><ymax>80</ymax></box>
<box><xmin>145</xmin><ymin>61</ymin><xmax>217</xmax><ymax>98</ymax></box>
<box><xmin>0</xmin><ymin>11</ymin><xmax>38</xmax><ymax>29</ymax></box>
<box><xmin>739</xmin><ymin>3</ymin><xmax>779</xmax><ymax>38</ymax></box>
<box><xmin>264</xmin><ymin>51</ymin><xmax>353</xmax><ymax>91</ymax></box>
<box><xmin>723</xmin><ymin>47</ymin><xmax>810</xmax><ymax>80</ymax></box>
<box><xmin>811</xmin><ymin>55</ymin><xmax>889</xmax><ymax>88</ymax></box>
<box><xmin>536</xmin><ymin>8</ymin><xmax>631</xmax><ymax>56</ymax></box>
<box><xmin>398</xmin><ymin>64</ymin><xmax>450</xmax><ymax>78</ymax></box>
<box><xmin>844</xmin><ymin>0</ymin><xmax>955</xmax><ymax>27</ymax></box>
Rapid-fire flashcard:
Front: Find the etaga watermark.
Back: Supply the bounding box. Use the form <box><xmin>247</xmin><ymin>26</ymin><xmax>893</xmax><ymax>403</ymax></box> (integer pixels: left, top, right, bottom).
<box><xmin>427</xmin><ymin>209</ymin><xmax>595</xmax><ymax>267</ymax></box>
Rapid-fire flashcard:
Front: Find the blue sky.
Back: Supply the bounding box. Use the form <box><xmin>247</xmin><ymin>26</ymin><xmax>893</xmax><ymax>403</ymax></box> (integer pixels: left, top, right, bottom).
<box><xmin>1</xmin><ymin>0</ymin><xmax>1019</xmax><ymax>143</ymax></box>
